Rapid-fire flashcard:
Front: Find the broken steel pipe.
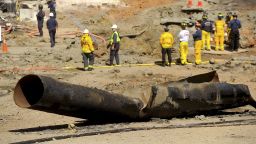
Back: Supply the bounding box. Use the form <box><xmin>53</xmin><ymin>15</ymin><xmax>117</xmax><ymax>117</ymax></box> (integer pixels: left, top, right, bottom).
<box><xmin>142</xmin><ymin>82</ymin><xmax>256</xmax><ymax>118</ymax></box>
<box><xmin>14</xmin><ymin>75</ymin><xmax>143</xmax><ymax>120</ymax></box>
<box><xmin>13</xmin><ymin>72</ymin><xmax>256</xmax><ymax>120</ymax></box>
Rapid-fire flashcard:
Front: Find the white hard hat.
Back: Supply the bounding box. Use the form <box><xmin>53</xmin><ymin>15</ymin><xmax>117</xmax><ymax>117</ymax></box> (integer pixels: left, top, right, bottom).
<box><xmin>111</xmin><ymin>24</ymin><xmax>118</xmax><ymax>29</ymax></box>
<box><xmin>83</xmin><ymin>29</ymin><xmax>89</xmax><ymax>34</ymax></box>
<box><xmin>49</xmin><ymin>13</ymin><xmax>54</xmax><ymax>17</ymax></box>
<box><xmin>6</xmin><ymin>23</ymin><xmax>12</xmax><ymax>26</ymax></box>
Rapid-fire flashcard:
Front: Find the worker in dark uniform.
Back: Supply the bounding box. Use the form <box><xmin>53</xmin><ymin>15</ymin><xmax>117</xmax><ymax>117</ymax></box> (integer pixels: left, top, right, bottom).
<box><xmin>36</xmin><ymin>4</ymin><xmax>45</xmax><ymax>37</ymax></box>
<box><xmin>47</xmin><ymin>0</ymin><xmax>56</xmax><ymax>18</ymax></box>
<box><xmin>193</xmin><ymin>22</ymin><xmax>202</xmax><ymax>65</ymax></box>
<box><xmin>46</xmin><ymin>13</ymin><xmax>58</xmax><ymax>48</ymax></box>
<box><xmin>228</xmin><ymin>13</ymin><xmax>241</xmax><ymax>51</ymax></box>
<box><xmin>108</xmin><ymin>24</ymin><xmax>120</xmax><ymax>66</ymax></box>
<box><xmin>201</xmin><ymin>14</ymin><xmax>213</xmax><ymax>51</ymax></box>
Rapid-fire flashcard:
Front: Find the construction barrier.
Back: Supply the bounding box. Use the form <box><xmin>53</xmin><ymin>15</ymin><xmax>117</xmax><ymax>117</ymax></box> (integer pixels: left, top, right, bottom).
<box><xmin>2</xmin><ymin>35</ymin><xmax>8</xmax><ymax>53</ymax></box>
<box><xmin>198</xmin><ymin>0</ymin><xmax>203</xmax><ymax>7</ymax></box>
<box><xmin>187</xmin><ymin>0</ymin><xmax>193</xmax><ymax>8</ymax></box>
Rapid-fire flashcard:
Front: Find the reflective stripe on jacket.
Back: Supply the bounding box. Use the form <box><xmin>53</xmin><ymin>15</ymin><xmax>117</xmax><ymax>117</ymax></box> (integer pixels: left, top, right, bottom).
<box><xmin>109</xmin><ymin>31</ymin><xmax>120</xmax><ymax>45</ymax></box>
<box><xmin>81</xmin><ymin>34</ymin><xmax>94</xmax><ymax>53</ymax></box>
<box><xmin>160</xmin><ymin>32</ymin><xmax>174</xmax><ymax>48</ymax></box>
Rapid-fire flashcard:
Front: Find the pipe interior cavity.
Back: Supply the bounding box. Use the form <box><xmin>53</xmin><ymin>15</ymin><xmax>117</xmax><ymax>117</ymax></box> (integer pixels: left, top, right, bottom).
<box><xmin>15</xmin><ymin>75</ymin><xmax>44</xmax><ymax>107</ymax></box>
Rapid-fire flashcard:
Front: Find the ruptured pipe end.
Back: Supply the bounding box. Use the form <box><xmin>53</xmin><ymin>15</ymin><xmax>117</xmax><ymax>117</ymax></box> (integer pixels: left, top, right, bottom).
<box><xmin>13</xmin><ymin>75</ymin><xmax>44</xmax><ymax>108</ymax></box>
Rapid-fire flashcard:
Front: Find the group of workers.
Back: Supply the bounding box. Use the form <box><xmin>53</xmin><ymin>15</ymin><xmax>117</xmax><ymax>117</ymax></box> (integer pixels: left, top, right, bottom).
<box><xmin>35</xmin><ymin>2</ymin><xmax>241</xmax><ymax>71</ymax></box>
<box><xmin>80</xmin><ymin>12</ymin><xmax>241</xmax><ymax>71</ymax></box>
<box><xmin>81</xmin><ymin>24</ymin><xmax>121</xmax><ymax>71</ymax></box>
<box><xmin>36</xmin><ymin>0</ymin><xmax>58</xmax><ymax>47</ymax></box>
<box><xmin>160</xmin><ymin>12</ymin><xmax>241</xmax><ymax>66</ymax></box>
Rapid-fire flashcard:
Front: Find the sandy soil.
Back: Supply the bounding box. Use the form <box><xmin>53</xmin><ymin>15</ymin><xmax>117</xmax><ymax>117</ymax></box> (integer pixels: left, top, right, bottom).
<box><xmin>0</xmin><ymin>0</ymin><xmax>256</xmax><ymax>143</ymax></box>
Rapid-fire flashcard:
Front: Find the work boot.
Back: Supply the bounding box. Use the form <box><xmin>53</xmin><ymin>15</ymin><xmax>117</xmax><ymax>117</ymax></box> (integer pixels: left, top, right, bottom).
<box><xmin>84</xmin><ymin>67</ymin><xmax>89</xmax><ymax>71</ymax></box>
<box><xmin>181</xmin><ymin>62</ymin><xmax>187</xmax><ymax>65</ymax></box>
<box><xmin>168</xmin><ymin>62</ymin><xmax>172</xmax><ymax>67</ymax></box>
<box><xmin>88</xmin><ymin>67</ymin><xmax>94</xmax><ymax>71</ymax></box>
<box><xmin>195</xmin><ymin>62</ymin><xmax>201</xmax><ymax>65</ymax></box>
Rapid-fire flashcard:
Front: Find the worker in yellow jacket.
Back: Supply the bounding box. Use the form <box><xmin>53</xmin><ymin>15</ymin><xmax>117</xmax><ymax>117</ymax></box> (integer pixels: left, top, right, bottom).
<box><xmin>214</xmin><ymin>13</ymin><xmax>226</xmax><ymax>51</ymax></box>
<box><xmin>225</xmin><ymin>12</ymin><xmax>233</xmax><ymax>44</ymax></box>
<box><xmin>81</xmin><ymin>29</ymin><xmax>94</xmax><ymax>71</ymax></box>
<box><xmin>160</xmin><ymin>27</ymin><xmax>174</xmax><ymax>67</ymax></box>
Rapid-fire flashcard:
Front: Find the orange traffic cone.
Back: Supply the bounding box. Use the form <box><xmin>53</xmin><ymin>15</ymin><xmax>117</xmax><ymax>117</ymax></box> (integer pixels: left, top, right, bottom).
<box><xmin>187</xmin><ymin>0</ymin><xmax>193</xmax><ymax>8</ymax></box>
<box><xmin>2</xmin><ymin>39</ymin><xmax>8</xmax><ymax>53</ymax></box>
<box><xmin>198</xmin><ymin>0</ymin><xmax>203</xmax><ymax>7</ymax></box>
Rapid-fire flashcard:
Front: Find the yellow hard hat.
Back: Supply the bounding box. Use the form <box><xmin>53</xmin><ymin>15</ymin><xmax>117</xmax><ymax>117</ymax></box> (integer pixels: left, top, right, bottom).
<box><xmin>218</xmin><ymin>13</ymin><xmax>223</xmax><ymax>19</ymax></box>
<box><xmin>181</xmin><ymin>22</ymin><xmax>187</xmax><ymax>26</ymax></box>
<box><xmin>202</xmin><ymin>14</ymin><xmax>208</xmax><ymax>19</ymax></box>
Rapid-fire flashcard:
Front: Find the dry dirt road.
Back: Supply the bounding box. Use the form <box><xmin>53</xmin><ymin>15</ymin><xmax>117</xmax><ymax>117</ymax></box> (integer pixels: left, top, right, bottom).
<box><xmin>1</xmin><ymin>0</ymin><xmax>256</xmax><ymax>143</ymax></box>
<box><xmin>1</xmin><ymin>46</ymin><xmax>256</xmax><ymax>144</ymax></box>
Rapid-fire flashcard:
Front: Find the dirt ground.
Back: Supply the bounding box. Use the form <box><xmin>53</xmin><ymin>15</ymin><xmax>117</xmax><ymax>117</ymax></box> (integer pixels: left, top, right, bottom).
<box><xmin>1</xmin><ymin>0</ymin><xmax>256</xmax><ymax>143</ymax></box>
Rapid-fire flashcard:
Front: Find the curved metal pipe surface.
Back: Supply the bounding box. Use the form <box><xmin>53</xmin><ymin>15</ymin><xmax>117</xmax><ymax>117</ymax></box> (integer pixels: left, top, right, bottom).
<box><xmin>13</xmin><ymin>71</ymin><xmax>256</xmax><ymax>120</ymax></box>
<box><xmin>14</xmin><ymin>75</ymin><xmax>143</xmax><ymax>120</ymax></box>
<box><xmin>142</xmin><ymin>82</ymin><xmax>255</xmax><ymax>118</ymax></box>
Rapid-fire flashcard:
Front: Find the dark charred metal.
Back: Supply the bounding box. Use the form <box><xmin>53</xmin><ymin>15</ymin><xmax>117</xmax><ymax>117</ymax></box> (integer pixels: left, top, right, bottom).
<box><xmin>142</xmin><ymin>82</ymin><xmax>255</xmax><ymax>118</ymax></box>
<box><xmin>14</xmin><ymin>75</ymin><xmax>143</xmax><ymax>120</ymax></box>
<box><xmin>13</xmin><ymin>71</ymin><xmax>256</xmax><ymax>120</ymax></box>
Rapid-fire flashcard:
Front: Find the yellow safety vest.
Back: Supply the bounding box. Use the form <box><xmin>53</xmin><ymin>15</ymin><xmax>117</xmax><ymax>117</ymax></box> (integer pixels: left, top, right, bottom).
<box><xmin>81</xmin><ymin>34</ymin><xmax>94</xmax><ymax>53</ymax></box>
<box><xmin>226</xmin><ymin>16</ymin><xmax>233</xmax><ymax>34</ymax></box>
<box><xmin>160</xmin><ymin>32</ymin><xmax>174</xmax><ymax>48</ymax></box>
<box><xmin>109</xmin><ymin>31</ymin><xmax>120</xmax><ymax>45</ymax></box>
<box><xmin>215</xmin><ymin>20</ymin><xmax>225</xmax><ymax>34</ymax></box>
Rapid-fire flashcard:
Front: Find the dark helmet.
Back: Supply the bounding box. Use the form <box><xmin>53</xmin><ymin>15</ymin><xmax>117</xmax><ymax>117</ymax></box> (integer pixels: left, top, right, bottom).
<box><xmin>233</xmin><ymin>13</ymin><xmax>238</xmax><ymax>18</ymax></box>
<box><xmin>202</xmin><ymin>14</ymin><xmax>208</xmax><ymax>20</ymax></box>
<box><xmin>181</xmin><ymin>22</ymin><xmax>187</xmax><ymax>26</ymax></box>
<box><xmin>164</xmin><ymin>27</ymin><xmax>169</xmax><ymax>32</ymax></box>
<box><xmin>181</xmin><ymin>22</ymin><xmax>187</xmax><ymax>29</ymax></box>
<box><xmin>38</xmin><ymin>4</ymin><xmax>43</xmax><ymax>9</ymax></box>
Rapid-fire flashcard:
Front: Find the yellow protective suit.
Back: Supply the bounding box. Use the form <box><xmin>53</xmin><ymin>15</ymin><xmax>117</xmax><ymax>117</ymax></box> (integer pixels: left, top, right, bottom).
<box><xmin>179</xmin><ymin>41</ymin><xmax>189</xmax><ymax>65</ymax></box>
<box><xmin>215</xmin><ymin>20</ymin><xmax>225</xmax><ymax>51</ymax></box>
<box><xmin>202</xmin><ymin>30</ymin><xmax>211</xmax><ymax>50</ymax></box>
<box><xmin>226</xmin><ymin>16</ymin><xmax>233</xmax><ymax>43</ymax></box>
<box><xmin>160</xmin><ymin>32</ymin><xmax>174</xmax><ymax>48</ymax></box>
<box><xmin>194</xmin><ymin>40</ymin><xmax>202</xmax><ymax>64</ymax></box>
<box><xmin>81</xmin><ymin>34</ymin><xmax>94</xmax><ymax>53</ymax></box>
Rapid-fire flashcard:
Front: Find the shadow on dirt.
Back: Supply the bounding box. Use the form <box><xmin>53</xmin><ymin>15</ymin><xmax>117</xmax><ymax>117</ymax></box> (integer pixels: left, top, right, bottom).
<box><xmin>9</xmin><ymin>110</ymin><xmax>255</xmax><ymax>133</ymax></box>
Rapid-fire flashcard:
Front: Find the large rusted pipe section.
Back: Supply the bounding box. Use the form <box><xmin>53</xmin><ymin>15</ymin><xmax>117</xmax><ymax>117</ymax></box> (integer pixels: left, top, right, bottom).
<box><xmin>14</xmin><ymin>75</ymin><xmax>143</xmax><ymax>120</ymax></box>
<box><xmin>142</xmin><ymin>82</ymin><xmax>255</xmax><ymax>118</ymax></box>
<box><xmin>13</xmin><ymin>71</ymin><xmax>256</xmax><ymax>120</ymax></box>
